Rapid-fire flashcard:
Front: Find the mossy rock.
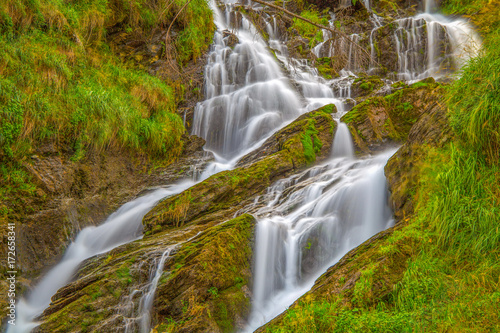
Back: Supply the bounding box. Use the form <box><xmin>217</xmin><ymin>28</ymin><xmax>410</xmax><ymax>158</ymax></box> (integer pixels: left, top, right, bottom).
<box><xmin>351</xmin><ymin>75</ymin><xmax>385</xmax><ymax>99</ymax></box>
<box><xmin>384</xmin><ymin>97</ymin><xmax>453</xmax><ymax>222</ymax></box>
<box><xmin>341</xmin><ymin>78</ymin><xmax>442</xmax><ymax>154</ymax></box>
<box><xmin>36</xmin><ymin>213</ymin><xmax>255</xmax><ymax>332</ymax></box>
<box><xmin>153</xmin><ymin>214</ymin><xmax>256</xmax><ymax>332</ymax></box>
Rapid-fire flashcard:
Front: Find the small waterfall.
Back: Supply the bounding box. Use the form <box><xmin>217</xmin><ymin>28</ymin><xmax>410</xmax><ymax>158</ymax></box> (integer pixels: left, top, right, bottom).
<box><xmin>391</xmin><ymin>13</ymin><xmax>480</xmax><ymax>81</ymax></box>
<box><xmin>120</xmin><ymin>232</ymin><xmax>201</xmax><ymax>333</ymax></box>
<box><xmin>134</xmin><ymin>248</ymin><xmax>174</xmax><ymax>333</ymax></box>
<box><xmin>245</xmin><ymin>150</ymin><xmax>396</xmax><ymax>331</ymax></box>
<box><xmin>364</xmin><ymin>0</ymin><xmax>481</xmax><ymax>80</ymax></box>
<box><xmin>332</xmin><ymin>122</ymin><xmax>355</xmax><ymax>158</ymax></box>
<box><xmin>8</xmin><ymin>187</ymin><xmax>188</xmax><ymax>333</ymax></box>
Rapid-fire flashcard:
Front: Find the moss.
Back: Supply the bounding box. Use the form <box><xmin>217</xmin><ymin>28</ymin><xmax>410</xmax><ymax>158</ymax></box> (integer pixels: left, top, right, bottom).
<box><xmin>155</xmin><ymin>214</ymin><xmax>256</xmax><ymax>332</ymax></box>
<box><xmin>359</xmin><ymin>81</ymin><xmax>374</xmax><ymax>91</ymax></box>
<box><xmin>341</xmin><ymin>79</ymin><xmax>442</xmax><ymax>153</ymax></box>
<box><xmin>289</xmin><ymin>9</ymin><xmax>329</xmax><ymax>49</ymax></box>
<box><xmin>315</xmin><ymin>57</ymin><xmax>339</xmax><ymax>79</ymax></box>
<box><xmin>300</xmin><ymin>119</ymin><xmax>323</xmax><ymax>163</ymax></box>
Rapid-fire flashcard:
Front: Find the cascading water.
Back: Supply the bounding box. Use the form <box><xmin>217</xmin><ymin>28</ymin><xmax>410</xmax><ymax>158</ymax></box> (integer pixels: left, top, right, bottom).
<box><xmin>245</xmin><ymin>148</ymin><xmax>396</xmax><ymax>332</ymax></box>
<box><xmin>191</xmin><ymin>2</ymin><xmax>304</xmax><ymax>161</ymax></box>
<box><xmin>377</xmin><ymin>0</ymin><xmax>480</xmax><ymax>80</ymax></box>
<box><xmin>309</xmin><ymin>0</ymin><xmax>480</xmax><ymax>80</ymax></box>
<box><xmin>8</xmin><ymin>0</ymin><xmax>483</xmax><ymax>331</ymax></box>
<box><xmin>331</xmin><ymin>122</ymin><xmax>355</xmax><ymax>158</ymax></box>
<box><xmin>8</xmin><ymin>187</ymin><xmax>184</xmax><ymax>333</ymax></box>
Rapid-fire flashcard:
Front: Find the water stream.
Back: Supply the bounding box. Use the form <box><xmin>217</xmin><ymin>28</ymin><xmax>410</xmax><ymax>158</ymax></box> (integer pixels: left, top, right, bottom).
<box><xmin>9</xmin><ymin>187</ymin><xmax>183</xmax><ymax>333</ymax></box>
<box><xmin>245</xmin><ymin>149</ymin><xmax>396</xmax><ymax>332</ymax></box>
<box><xmin>8</xmin><ymin>0</ymin><xmax>481</xmax><ymax>331</ymax></box>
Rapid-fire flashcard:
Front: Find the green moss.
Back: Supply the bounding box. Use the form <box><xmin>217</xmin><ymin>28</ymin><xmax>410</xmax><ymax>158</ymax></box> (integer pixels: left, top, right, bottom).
<box><xmin>290</xmin><ymin>9</ymin><xmax>329</xmax><ymax>49</ymax></box>
<box><xmin>156</xmin><ymin>214</ymin><xmax>255</xmax><ymax>332</ymax></box>
<box><xmin>359</xmin><ymin>81</ymin><xmax>374</xmax><ymax>91</ymax></box>
<box><xmin>300</xmin><ymin>119</ymin><xmax>323</xmax><ymax>164</ymax></box>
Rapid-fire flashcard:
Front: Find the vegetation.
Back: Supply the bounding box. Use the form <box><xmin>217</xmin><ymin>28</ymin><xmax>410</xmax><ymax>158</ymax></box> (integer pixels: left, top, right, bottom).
<box><xmin>290</xmin><ymin>8</ymin><xmax>329</xmax><ymax>48</ymax></box>
<box><xmin>0</xmin><ymin>0</ymin><xmax>214</xmax><ymax>204</ymax></box>
<box><xmin>156</xmin><ymin>214</ymin><xmax>255</xmax><ymax>332</ymax></box>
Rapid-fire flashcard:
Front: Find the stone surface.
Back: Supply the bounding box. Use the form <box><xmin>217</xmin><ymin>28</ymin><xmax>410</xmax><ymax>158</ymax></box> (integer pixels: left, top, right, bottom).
<box><xmin>341</xmin><ymin>78</ymin><xmax>442</xmax><ymax>154</ymax></box>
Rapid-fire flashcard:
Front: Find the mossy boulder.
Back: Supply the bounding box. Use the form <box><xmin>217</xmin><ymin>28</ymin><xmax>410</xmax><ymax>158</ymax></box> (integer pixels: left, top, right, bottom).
<box><xmin>384</xmin><ymin>97</ymin><xmax>453</xmax><ymax>222</ymax></box>
<box><xmin>237</xmin><ymin>104</ymin><xmax>337</xmax><ymax>167</ymax></box>
<box><xmin>152</xmin><ymin>214</ymin><xmax>256</xmax><ymax>332</ymax></box>
<box><xmin>340</xmin><ymin>78</ymin><xmax>442</xmax><ymax>153</ymax></box>
<box><xmin>351</xmin><ymin>75</ymin><xmax>386</xmax><ymax>99</ymax></box>
<box><xmin>144</xmin><ymin>105</ymin><xmax>337</xmax><ymax>234</ymax></box>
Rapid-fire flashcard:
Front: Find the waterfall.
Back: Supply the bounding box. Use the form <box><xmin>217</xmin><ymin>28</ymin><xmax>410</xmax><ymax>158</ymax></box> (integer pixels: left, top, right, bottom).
<box><xmin>365</xmin><ymin>0</ymin><xmax>481</xmax><ymax>81</ymax></box>
<box><xmin>191</xmin><ymin>2</ymin><xmax>303</xmax><ymax>160</ymax></box>
<box><xmin>8</xmin><ymin>0</ymin><xmax>483</xmax><ymax>331</ymax></box>
<box><xmin>391</xmin><ymin>13</ymin><xmax>480</xmax><ymax>81</ymax></box>
<box><xmin>332</xmin><ymin>122</ymin><xmax>355</xmax><ymax>158</ymax></box>
<box><xmin>245</xmin><ymin>150</ymin><xmax>396</xmax><ymax>331</ymax></box>
<box><xmin>8</xmin><ymin>187</ymin><xmax>185</xmax><ymax>333</ymax></box>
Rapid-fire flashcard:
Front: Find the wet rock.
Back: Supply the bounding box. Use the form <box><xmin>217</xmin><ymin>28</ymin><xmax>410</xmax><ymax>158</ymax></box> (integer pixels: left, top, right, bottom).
<box><xmin>36</xmin><ymin>214</ymin><xmax>255</xmax><ymax>333</ymax></box>
<box><xmin>236</xmin><ymin>104</ymin><xmax>338</xmax><ymax>168</ymax></box>
<box><xmin>341</xmin><ymin>77</ymin><xmax>442</xmax><ymax>154</ymax></box>
<box><xmin>222</xmin><ymin>30</ymin><xmax>239</xmax><ymax>48</ymax></box>
<box><xmin>153</xmin><ymin>214</ymin><xmax>256</xmax><ymax>332</ymax></box>
<box><xmin>350</xmin><ymin>75</ymin><xmax>386</xmax><ymax>99</ymax></box>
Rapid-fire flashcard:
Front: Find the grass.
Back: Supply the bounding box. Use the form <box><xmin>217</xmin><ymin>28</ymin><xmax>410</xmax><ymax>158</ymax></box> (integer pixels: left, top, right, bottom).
<box><xmin>0</xmin><ymin>0</ymin><xmax>214</xmax><ymax>204</ymax></box>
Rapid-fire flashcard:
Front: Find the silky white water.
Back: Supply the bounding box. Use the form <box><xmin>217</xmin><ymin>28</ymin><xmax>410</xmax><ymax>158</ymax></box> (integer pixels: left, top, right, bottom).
<box><xmin>8</xmin><ymin>187</ymin><xmax>181</xmax><ymax>333</ymax></box>
<box><xmin>191</xmin><ymin>1</ymin><xmax>304</xmax><ymax>159</ymax></box>
<box><xmin>244</xmin><ymin>144</ymin><xmax>396</xmax><ymax>332</ymax></box>
<box><xmin>310</xmin><ymin>0</ymin><xmax>480</xmax><ymax>80</ymax></box>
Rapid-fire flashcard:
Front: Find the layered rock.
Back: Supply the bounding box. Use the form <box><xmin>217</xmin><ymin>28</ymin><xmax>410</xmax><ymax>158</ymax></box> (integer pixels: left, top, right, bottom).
<box><xmin>341</xmin><ymin>78</ymin><xmax>442</xmax><ymax>153</ymax></box>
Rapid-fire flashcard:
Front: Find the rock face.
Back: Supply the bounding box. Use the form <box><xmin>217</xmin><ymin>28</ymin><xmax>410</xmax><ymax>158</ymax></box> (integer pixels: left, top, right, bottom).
<box><xmin>384</xmin><ymin>96</ymin><xmax>453</xmax><ymax>221</ymax></box>
<box><xmin>34</xmin><ymin>104</ymin><xmax>337</xmax><ymax>332</ymax></box>
<box><xmin>341</xmin><ymin>78</ymin><xmax>442</xmax><ymax>153</ymax></box>
<box><xmin>236</xmin><ymin>104</ymin><xmax>337</xmax><ymax>167</ymax></box>
<box><xmin>34</xmin><ymin>214</ymin><xmax>255</xmax><ymax>333</ymax></box>
<box><xmin>153</xmin><ymin>214</ymin><xmax>255</xmax><ymax>333</ymax></box>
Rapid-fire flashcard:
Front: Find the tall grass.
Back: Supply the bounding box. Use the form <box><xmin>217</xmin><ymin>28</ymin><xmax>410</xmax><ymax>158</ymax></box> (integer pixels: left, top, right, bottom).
<box><xmin>0</xmin><ymin>0</ymin><xmax>214</xmax><ymax>63</ymax></box>
<box><xmin>447</xmin><ymin>34</ymin><xmax>500</xmax><ymax>164</ymax></box>
<box><xmin>0</xmin><ymin>31</ymin><xmax>183</xmax><ymax>161</ymax></box>
<box><xmin>0</xmin><ymin>0</ymin><xmax>215</xmax><ymax>164</ymax></box>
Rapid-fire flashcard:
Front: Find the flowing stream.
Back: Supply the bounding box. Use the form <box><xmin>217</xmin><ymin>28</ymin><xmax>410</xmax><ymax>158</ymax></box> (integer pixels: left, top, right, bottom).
<box><xmin>8</xmin><ymin>0</ymin><xmax>481</xmax><ymax>332</ymax></box>
<box><xmin>245</xmin><ymin>149</ymin><xmax>396</xmax><ymax>332</ymax></box>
